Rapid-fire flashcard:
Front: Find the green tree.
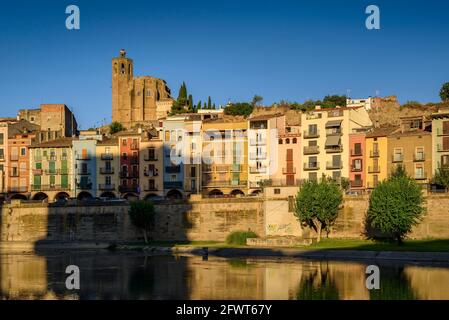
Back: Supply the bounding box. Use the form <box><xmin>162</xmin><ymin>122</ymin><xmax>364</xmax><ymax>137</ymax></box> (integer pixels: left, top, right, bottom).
<box><xmin>188</xmin><ymin>94</ymin><xmax>194</xmax><ymax>112</ymax></box>
<box><xmin>390</xmin><ymin>164</ymin><xmax>407</xmax><ymax>179</ymax></box>
<box><xmin>367</xmin><ymin>169</ymin><xmax>425</xmax><ymax>244</ymax></box>
<box><xmin>109</xmin><ymin>121</ymin><xmax>124</xmax><ymax>134</ymax></box>
<box><xmin>440</xmin><ymin>82</ymin><xmax>449</xmax><ymax>102</ymax></box>
<box><xmin>128</xmin><ymin>200</ymin><xmax>155</xmax><ymax>243</ymax></box>
<box><xmin>197</xmin><ymin>100</ymin><xmax>202</xmax><ymax>110</ymax></box>
<box><xmin>432</xmin><ymin>167</ymin><xmax>449</xmax><ymax>189</ymax></box>
<box><xmin>294</xmin><ymin>178</ymin><xmax>343</xmax><ymax>242</ymax></box>
<box><xmin>322</xmin><ymin>95</ymin><xmax>346</xmax><ymax>108</ymax></box>
<box><xmin>170</xmin><ymin>82</ymin><xmax>189</xmax><ymax>115</ymax></box>
<box><xmin>251</xmin><ymin>95</ymin><xmax>263</xmax><ymax>106</ymax></box>
<box><xmin>207</xmin><ymin>96</ymin><xmax>212</xmax><ymax>109</ymax></box>
<box><xmin>224</xmin><ymin>102</ymin><xmax>254</xmax><ymax>117</ymax></box>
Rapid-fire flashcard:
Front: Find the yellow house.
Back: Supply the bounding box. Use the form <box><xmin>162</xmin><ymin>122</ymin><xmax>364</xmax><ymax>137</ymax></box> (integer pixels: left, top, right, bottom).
<box><xmin>96</xmin><ymin>137</ymin><xmax>120</xmax><ymax>198</ymax></box>
<box><xmin>365</xmin><ymin>126</ymin><xmax>398</xmax><ymax>188</ymax></box>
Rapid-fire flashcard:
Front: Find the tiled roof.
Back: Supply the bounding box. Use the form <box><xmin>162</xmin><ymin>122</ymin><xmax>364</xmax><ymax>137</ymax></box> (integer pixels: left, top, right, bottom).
<box><xmin>30</xmin><ymin>137</ymin><xmax>75</xmax><ymax>148</ymax></box>
<box><xmin>366</xmin><ymin>126</ymin><xmax>399</xmax><ymax>138</ymax></box>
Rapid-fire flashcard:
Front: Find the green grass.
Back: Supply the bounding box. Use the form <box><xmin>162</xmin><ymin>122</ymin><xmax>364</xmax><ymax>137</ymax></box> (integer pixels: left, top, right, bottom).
<box><xmin>118</xmin><ymin>238</ymin><xmax>449</xmax><ymax>253</ymax></box>
<box><xmin>299</xmin><ymin>238</ymin><xmax>449</xmax><ymax>252</ymax></box>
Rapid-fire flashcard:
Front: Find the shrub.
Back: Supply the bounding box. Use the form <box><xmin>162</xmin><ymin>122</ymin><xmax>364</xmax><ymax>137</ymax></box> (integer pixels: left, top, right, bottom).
<box><xmin>109</xmin><ymin>121</ymin><xmax>124</xmax><ymax>134</ymax></box>
<box><xmin>226</xmin><ymin>231</ymin><xmax>258</xmax><ymax>245</ymax></box>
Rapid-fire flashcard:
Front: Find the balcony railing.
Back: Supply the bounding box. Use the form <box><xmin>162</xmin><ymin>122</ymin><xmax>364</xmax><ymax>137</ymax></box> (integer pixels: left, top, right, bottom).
<box><xmin>350</xmin><ymin>180</ymin><xmax>363</xmax><ymax>188</ymax></box>
<box><xmin>303</xmin><ymin>130</ymin><xmax>320</xmax><ymax>138</ymax></box>
<box><xmin>249</xmin><ymin>152</ymin><xmax>267</xmax><ymax>160</ymax></box>
<box><xmin>282</xmin><ymin>167</ymin><xmax>296</xmax><ymax>174</ymax></box>
<box><xmin>392</xmin><ymin>154</ymin><xmax>404</xmax><ymax>162</ymax></box>
<box><xmin>303</xmin><ymin>146</ymin><xmax>319</xmax><ymax>155</ymax></box>
<box><xmin>119</xmin><ymin>185</ymin><xmax>139</xmax><ymax>193</ymax></box>
<box><xmin>144</xmin><ymin>169</ymin><xmax>158</xmax><ymax>177</ymax></box>
<box><xmin>10</xmin><ymin>171</ymin><xmax>19</xmax><ymax>177</ymax></box>
<box><xmin>44</xmin><ymin>169</ymin><xmax>60</xmax><ymax>175</ymax></box>
<box><xmin>249</xmin><ymin>166</ymin><xmax>267</xmax><ymax>174</ymax></box>
<box><xmin>76</xmin><ymin>182</ymin><xmax>92</xmax><ymax>190</ymax></box>
<box><xmin>351</xmin><ymin>165</ymin><xmax>363</xmax><ymax>172</ymax></box>
<box><xmin>165</xmin><ymin>166</ymin><xmax>181</xmax><ymax>173</ymax></box>
<box><xmin>101</xmin><ymin>153</ymin><xmax>113</xmax><ymax>160</ymax></box>
<box><xmin>414</xmin><ymin>153</ymin><xmax>425</xmax><ymax>161</ymax></box>
<box><xmin>144</xmin><ymin>154</ymin><xmax>158</xmax><ymax>161</ymax></box>
<box><xmin>370</xmin><ymin>150</ymin><xmax>380</xmax><ymax>158</ymax></box>
<box><xmin>31</xmin><ymin>184</ymin><xmax>70</xmax><ymax>191</ymax></box>
<box><xmin>144</xmin><ymin>184</ymin><xmax>159</xmax><ymax>191</ymax></box>
<box><xmin>216</xmin><ymin>165</ymin><xmax>229</xmax><ymax>172</ymax></box>
<box><xmin>351</xmin><ymin>149</ymin><xmax>363</xmax><ymax>156</ymax></box>
<box><xmin>120</xmin><ymin>171</ymin><xmax>139</xmax><ymax>178</ymax></box>
<box><xmin>0</xmin><ymin>155</ymin><xmax>5</xmax><ymax>161</ymax></box>
<box><xmin>99</xmin><ymin>184</ymin><xmax>115</xmax><ymax>191</ymax></box>
<box><xmin>249</xmin><ymin>138</ymin><xmax>266</xmax><ymax>146</ymax></box>
<box><xmin>76</xmin><ymin>155</ymin><xmax>91</xmax><ymax>161</ymax></box>
<box><xmin>437</xmin><ymin>128</ymin><xmax>449</xmax><ymax>136</ymax></box>
<box><xmin>100</xmin><ymin>167</ymin><xmax>114</xmax><ymax>174</ymax></box>
<box><xmin>414</xmin><ymin>173</ymin><xmax>427</xmax><ymax>180</ymax></box>
<box><xmin>326</xmin><ymin>161</ymin><xmax>343</xmax><ymax>170</ymax></box>
<box><xmin>8</xmin><ymin>186</ymin><xmax>28</xmax><ymax>193</ymax></box>
<box><xmin>130</xmin><ymin>143</ymin><xmax>139</xmax><ymax>150</ymax></box>
<box><xmin>303</xmin><ymin>162</ymin><xmax>320</xmax><ymax>170</ymax></box>
<box><xmin>325</xmin><ymin>146</ymin><xmax>343</xmax><ymax>153</ymax></box>
<box><xmin>164</xmin><ymin>181</ymin><xmax>183</xmax><ymax>189</ymax></box>
<box><xmin>326</xmin><ymin>129</ymin><xmax>342</xmax><ymax>136</ymax></box>
<box><xmin>368</xmin><ymin>166</ymin><xmax>380</xmax><ymax>173</ymax></box>
<box><xmin>130</xmin><ymin>157</ymin><xmax>139</xmax><ymax>165</ymax></box>
<box><xmin>76</xmin><ymin>169</ymin><xmax>91</xmax><ymax>175</ymax></box>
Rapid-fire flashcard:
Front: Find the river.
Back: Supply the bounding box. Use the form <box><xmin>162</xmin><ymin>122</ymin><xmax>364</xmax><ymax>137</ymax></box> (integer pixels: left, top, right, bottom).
<box><xmin>1</xmin><ymin>251</ymin><xmax>448</xmax><ymax>300</ymax></box>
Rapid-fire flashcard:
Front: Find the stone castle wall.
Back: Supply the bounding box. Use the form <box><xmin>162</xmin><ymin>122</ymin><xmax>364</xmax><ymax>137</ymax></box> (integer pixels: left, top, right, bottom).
<box><xmin>1</xmin><ymin>194</ymin><xmax>449</xmax><ymax>244</ymax></box>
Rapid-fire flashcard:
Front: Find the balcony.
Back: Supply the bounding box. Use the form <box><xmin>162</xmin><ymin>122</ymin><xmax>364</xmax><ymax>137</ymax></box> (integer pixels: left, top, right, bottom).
<box><xmin>120</xmin><ymin>171</ymin><xmax>139</xmax><ymax>178</ymax></box>
<box><xmin>282</xmin><ymin>167</ymin><xmax>296</xmax><ymax>174</ymax></box>
<box><xmin>119</xmin><ymin>185</ymin><xmax>139</xmax><ymax>193</ymax></box>
<box><xmin>414</xmin><ymin>153</ymin><xmax>425</xmax><ymax>162</ymax></box>
<box><xmin>100</xmin><ymin>167</ymin><xmax>114</xmax><ymax>174</ymax></box>
<box><xmin>303</xmin><ymin>146</ymin><xmax>319</xmax><ymax>155</ymax></box>
<box><xmin>249</xmin><ymin>166</ymin><xmax>267</xmax><ymax>174</ymax></box>
<box><xmin>164</xmin><ymin>181</ymin><xmax>183</xmax><ymax>189</ymax></box>
<box><xmin>101</xmin><ymin>153</ymin><xmax>113</xmax><ymax>160</ymax></box>
<box><xmin>130</xmin><ymin>143</ymin><xmax>139</xmax><ymax>150</ymax></box>
<box><xmin>326</xmin><ymin>128</ymin><xmax>342</xmax><ymax>136</ymax></box>
<box><xmin>351</xmin><ymin>149</ymin><xmax>363</xmax><ymax>157</ymax></box>
<box><xmin>370</xmin><ymin>150</ymin><xmax>380</xmax><ymax>158</ymax></box>
<box><xmin>216</xmin><ymin>165</ymin><xmax>229</xmax><ymax>172</ymax></box>
<box><xmin>32</xmin><ymin>169</ymin><xmax>43</xmax><ymax>175</ymax></box>
<box><xmin>165</xmin><ymin>166</ymin><xmax>181</xmax><ymax>174</ymax></box>
<box><xmin>47</xmin><ymin>155</ymin><xmax>57</xmax><ymax>161</ymax></box>
<box><xmin>76</xmin><ymin>155</ymin><xmax>91</xmax><ymax>161</ymax></box>
<box><xmin>144</xmin><ymin>184</ymin><xmax>159</xmax><ymax>191</ymax></box>
<box><xmin>76</xmin><ymin>182</ymin><xmax>92</xmax><ymax>190</ymax></box>
<box><xmin>437</xmin><ymin>128</ymin><xmax>449</xmax><ymax>136</ymax></box>
<box><xmin>368</xmin><ymin>166</ymin><xmax>380</xmax><ymax>173</ymax></box>
<box><xmin>33</xmin><ymin>155</ymin><xmax>42</xmax><ymax>161</ymax></box>
<box><xmin>249</xmin><ymin>152</ymin><xmax>267</xmax><ymax>160</ymax></box>
<box><xmin>303</xmin><ymin>162</ymin><xmax>320</xmax><ymax>171</ymax></box>
<box><xmin>303</xmin><ymin>130</ymin><xmax>320</xmax><ymax>139</ymax></box>
<box><xmin>10</xmin><ymin>171</ymin><xmax>19</xmax><ymax>177</ymax></box>
<box><xmin>8</xmin><ymin>186</ymin><xmax>28</xmax><ymax>193</ymax></box>
<box><xmin>76</xmin><ymin>169</ymin><xmax>91</xmax><ymax>175</ymax></box>
<box><xmin>99</xmin><ymin>184</ymin><xmax>115</xmax><ymax>191</ymax></box>
<box><xmin>144</xmin><ymin>169</ymin><xmax>158</xmax><ymax>177</ymax></box>
<box><xmin>350</xmin><ymin>180</ymin><xmax>364</xmax><ymax>188</ymax></box>
<box><xmin>31</xmin><ymin>184</ymin><xmax>70</xmax><ymax>191</ymax></box>
<box><xmin>351</xmin><ymin>165</ymin><xmax>363</xmax><ymax>172</ymax></box>
<box><xmin>325</xmin><ymin>146</ymin><xmax>343</xmax><ymax>153</ymax></box>
<box><xmin>45</xmin><ymin>169</ymin><xmax>60</xmax><ymax>175</ymax></box>
<box><xmin>392</xmin><ymin>154</ymin><xmax>404</xmax><ymax>163</ymax></box>
<box><xmin>326</xmin><ymin>161</ymin><xmax>343</xmax><ymax>170</ymax></box>
<box><xmin>130</xmin><ymin>157</ymin><xmax>139</xmax><ymax>165</ymax></box>
<box><xmin>437</xmin><ymin>144</ymin><xmax>449</xmax><ymax>152</ymax></box>
<box><xmin>144</xmin><ymin>154</ymin><xmax>158</xmax><ymax>161</ymax></box>
<box><xmin>414</xmin><ymin>173</ymin><xmax>427</xmax><ymax>180</ymax></box>
<box><xmin>250</xmin><ymin>138</ymin><xmax>266</xmax><ymax>146</ymax></box>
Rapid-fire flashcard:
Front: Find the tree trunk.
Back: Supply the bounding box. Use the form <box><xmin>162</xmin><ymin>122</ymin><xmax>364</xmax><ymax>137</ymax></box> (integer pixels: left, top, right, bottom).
<box><xmin>143</xmin><ymin>229</ymin><xmax>148</xmax><ymax>244</ymax></box>
<box><xmin>315</xmin><ymin>220</ymin><xmax>323</xmax><ymax>242</ymax></box>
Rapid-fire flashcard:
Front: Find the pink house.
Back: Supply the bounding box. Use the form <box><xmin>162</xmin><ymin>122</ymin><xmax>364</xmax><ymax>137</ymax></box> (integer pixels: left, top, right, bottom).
<box><xmin>349</xmin><ymin>133</ymin><xmax>366</xmax><ymax>192</ymax></box>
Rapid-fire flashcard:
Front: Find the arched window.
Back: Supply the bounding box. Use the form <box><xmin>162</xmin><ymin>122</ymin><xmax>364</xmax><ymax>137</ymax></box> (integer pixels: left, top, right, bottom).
<box><xmin>293</xmin><ymin>138</ymin><xmax>297</xmax><ymax>144</ymax></box>
<box><xmin>121</xmin><ymin>63</ymin><xmax>125</xmax><ymax>74</ymax></box>
<box><xmin>279</xmin><ymin>139</ymin><xmax>283</xmax><ymax>144</ymax></box>
<box><xmin>286</xmin><ymin>138</ymin><xmax>290</xmax><ymax>144</ymax></box>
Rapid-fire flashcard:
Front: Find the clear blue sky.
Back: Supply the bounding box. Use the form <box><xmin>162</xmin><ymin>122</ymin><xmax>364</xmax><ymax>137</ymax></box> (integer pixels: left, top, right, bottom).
<box><xmin>1</xmin><ymin>0</ymin><xmax>448</xmax><ymax>129</ymax></box>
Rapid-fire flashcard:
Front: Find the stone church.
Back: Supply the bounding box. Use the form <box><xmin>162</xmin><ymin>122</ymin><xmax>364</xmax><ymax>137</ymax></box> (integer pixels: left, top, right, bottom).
<box><xmin>112</xmin><ymin>49</ymin><xmax>173</xmax><ymax>128</ymax></box>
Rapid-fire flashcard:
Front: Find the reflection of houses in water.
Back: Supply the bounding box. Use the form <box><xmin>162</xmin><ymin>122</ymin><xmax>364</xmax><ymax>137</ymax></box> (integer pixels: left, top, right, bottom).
<box><xmin>405</xmin><ymin>266</ymin><xmax>449</xmax><ymax>300</ymax></box>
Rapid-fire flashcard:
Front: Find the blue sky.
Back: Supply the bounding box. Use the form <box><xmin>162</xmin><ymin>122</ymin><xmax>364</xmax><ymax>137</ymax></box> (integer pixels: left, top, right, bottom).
<box><xmin>0</xmin><ymin>0</ymin><xmax>448</xmax><ymax>129</ymax></box>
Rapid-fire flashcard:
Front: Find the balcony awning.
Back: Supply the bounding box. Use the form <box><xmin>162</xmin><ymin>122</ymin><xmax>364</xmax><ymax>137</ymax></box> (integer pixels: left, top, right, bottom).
<box><xmin>325</xmin><ymin>119</ymin><xmax>343</xmax><ymax>128</ymax></box>
<box><xmin>325</xmin><ymin>135</ymin><xmax>341</xmax><ymax>147</ymax></box>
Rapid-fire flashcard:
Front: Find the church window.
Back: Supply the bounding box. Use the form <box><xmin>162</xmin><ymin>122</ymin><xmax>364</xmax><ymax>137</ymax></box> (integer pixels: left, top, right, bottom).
<box><xmin>121</xmin><ymin>63</ymin><xmax>125</xmax><ymax>74</ymax></box>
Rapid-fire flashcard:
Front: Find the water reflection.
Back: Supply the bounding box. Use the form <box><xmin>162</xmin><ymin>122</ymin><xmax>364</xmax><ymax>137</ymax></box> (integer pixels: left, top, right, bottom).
<box><xmin>1</xmin><ymin>252</ymin><xmax>449</xmax><ymax>300</ymax></box>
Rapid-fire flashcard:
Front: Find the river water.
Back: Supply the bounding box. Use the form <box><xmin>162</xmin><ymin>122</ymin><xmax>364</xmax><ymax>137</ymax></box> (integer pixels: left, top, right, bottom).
<box><xmin>1</xmin><ymin>251</ymin><xmax>448</xmax><ymax>300</ymax></box>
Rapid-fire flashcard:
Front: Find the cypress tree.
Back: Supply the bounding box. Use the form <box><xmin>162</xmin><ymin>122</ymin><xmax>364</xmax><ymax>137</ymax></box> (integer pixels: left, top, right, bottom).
<box><xmin>207</xmin><ymin>96</ymin><xmax>212</xmax><ymax>109</ymax></box>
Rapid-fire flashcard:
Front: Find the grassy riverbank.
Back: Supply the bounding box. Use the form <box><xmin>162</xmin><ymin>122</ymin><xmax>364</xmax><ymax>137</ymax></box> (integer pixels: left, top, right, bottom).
<box><xmin>125</xmin><ymin>238</ymin><xmax>449</xmax><ymax>252</ymax></box>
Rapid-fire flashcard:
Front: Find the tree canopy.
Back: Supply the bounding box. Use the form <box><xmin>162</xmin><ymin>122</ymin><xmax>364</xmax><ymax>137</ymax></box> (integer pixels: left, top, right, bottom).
<box><xmin>128</xmin><ymin>200</ymin><xmax>155</xmax><ymax>243</ymax></box>
<box><xmin>367</xmin><ymin>167</ymin><xmax>425</xmax><ymax>244</ymax></box>
<box><xmin>440</xmin><ymin>82</ymin><xmax>449</xmax><ymax>102</ymax></box>
<box><xmin>294</xmin><ymin>178</ymin><xmax>343</xmax><ymax>242</ymax></box>
<box><xmin>224</xmin><ymin>102</ymin><xmax>253</xmax><ymax>117</ymax></box>
<box><xmin>109</xmin><ymin>121</ymin><xmax>124</xmax><ymax>134</ymax></box>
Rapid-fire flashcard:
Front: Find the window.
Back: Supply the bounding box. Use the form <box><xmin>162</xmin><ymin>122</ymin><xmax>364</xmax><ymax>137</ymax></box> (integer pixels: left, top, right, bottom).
<box><xmin>308</xmin><ymin>124</ymin><xmax>318</xmax><ymax>134</ymax></box>
<box><xmin>393</xmin><ymin>148</ymin><xmax>403</xmax><ymax>161</ymax></box>
<box><xmin>415</xmin><ymin>164</ymin><xmax>424</xmax><ymax>179</ymax></box>
<box><xmin>415</xmin><ymin>147</ymin><xmax>424</xmax><ymax>160</ymax></box>
<box><xmin>122</xmin><ymin>152</ymin><xmax>127</xmax><ymax>160</ymax></box>
<box><xmin>149</xmin><ymin>179</ymin><xmax>155</xmax><ymax>189</ymax></box>
<box><xmin>20</xmin><ymin>162</ymin><xmax>26</xmax><ymax>173</ymax></box>
<box><xmin>274</xmin><ymin>188</ymin><xmax>281</xmax><ymax>194</ymax></box>
<box><xmin>105</xmin><ymin>176</ymin><xmax>111</xmax><ymax>185</ymax></box>
<box><xmin>352</xmin><ymin>159</ymin><xmax>362</xmax><ymax>171</ymax></box>
<box><xmin>0</xmin><ymin>133</ymin><xmax>3</xmax><ymax>145</ymax></box>
<box><xmin>191</xmin><ymin>166</ymin><xmax>196</xmax><ymax>177</ymax></box>
<box><xmin>308</xmin><ymin>172</ymin><xmax>317</xmax><ymax>181</ymax></box>
<box><xmin>170</xmin><ymin>175</ymin><xmax>177</xmax><ymax>182</ymax></box>
<box><xmin>332</xmin><ymin>171</ymin><xmax>341</xmax><ymax>181</ymax></box>
<box><xmin>354</xmin><ymin>143</ymin><xmax>362</xmax><ymax>155</ymax></box>
<box><xmin>122</xmin><ymin>139</ymin><xmax>127</xmax><ymax>146</ymax></box>
<box><xmin>121</xmin><ymin>63</ymin><xmax>125</xmax><ymax>74</ymax></box>
<box><xmin>279</xmin><ymin>139</ymin><xmax>283</xmax><ymax>144</ymax></box>
<box><xmin>0</xmin><ymin>148</ymin><xmax>4</xmax><ymax>159</ymax></box>
<box><xmin>146</xmin><ymin>90</ymin><xmax>151</xmax><ymax>97</ymax></box>
<box><xmin>292</xmin><ymin>138</ymin><xmax>297</xmax><ymax>144</ymax></box>
<box><xmin>286</xmin><ymin>138</ymin><xmax>290</xmax><ymax>144</ymax></box>
<box><xmin>190</xmin><ymin>179</ymin><xmax>196</xmax><ymax>191</ymax></box>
